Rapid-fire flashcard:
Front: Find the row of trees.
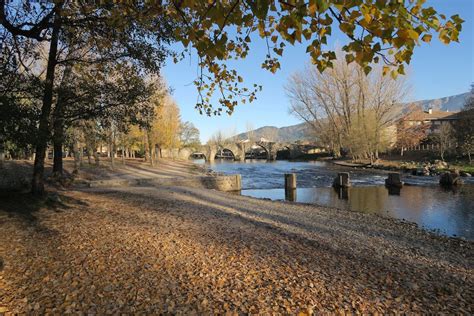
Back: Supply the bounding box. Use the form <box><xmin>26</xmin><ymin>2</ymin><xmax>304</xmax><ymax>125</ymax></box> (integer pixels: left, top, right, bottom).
<box><xmin>1</xmin><ymin>2</ymin><xmax>175</xmax><ymax>193</ymax></box>
<box><xmin>1</xmin><ymin>65</ymin><xmax>201</xmax><ymax>168</ymax></box>
<box><xmin>0</xmin><ymin>0</ymin><xmax>201</xmax><ymax>190</ymax></box>
<box><xmin>60</xmin><ymin>92</ymin><xmax>201</xmax><ymax>170</ymax></box>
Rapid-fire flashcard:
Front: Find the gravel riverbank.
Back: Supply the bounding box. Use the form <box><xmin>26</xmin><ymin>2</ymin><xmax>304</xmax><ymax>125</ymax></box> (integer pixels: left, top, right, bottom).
<box><xmin>1</xmin><ymin>183</ymin><xmax>472</xmax><ymax>314</ymax></box>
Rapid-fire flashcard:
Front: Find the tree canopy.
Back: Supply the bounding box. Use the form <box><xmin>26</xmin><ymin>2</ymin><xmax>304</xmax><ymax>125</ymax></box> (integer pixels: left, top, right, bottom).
<box><xmin>2</xmin><ymin>0</ymin><xmax>464</xmax><ymax>115</ymax></box>
<box><xmin>165</xmin><ymin>0</ymin><xmax>463</xmax><ymax>114</ymax></box>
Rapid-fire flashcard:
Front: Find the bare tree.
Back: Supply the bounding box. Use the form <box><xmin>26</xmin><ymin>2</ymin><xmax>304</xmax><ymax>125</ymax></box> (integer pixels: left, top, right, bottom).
<box><xmin>434</xmin><ymin>123</ymin><xmax>455</xmax><ymax>161</ymax></box>
<box><xmin>286</xmin><ymin>53</ymin><xmax>409</xmax><ymax>162</ymax></box>
<box><xmin>246</xmin><ymin>122</ymin><xmax>255</xmax><ymax>142</ymax></box>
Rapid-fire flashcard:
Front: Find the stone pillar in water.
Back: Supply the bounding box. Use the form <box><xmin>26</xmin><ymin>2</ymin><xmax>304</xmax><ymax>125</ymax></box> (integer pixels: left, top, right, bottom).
<box><xmin>285</xmin><ymin>173</ymin><xmax>297</xmax><ymax>190</ymax></box>
<box><xmin>333</xmin><ymin>172</ymin><xmax>350</xmax><ymax>188</ymax></box>
<box><xmin>235</xmin><ymin>174</ymin><xmax>242</xmax><ymax>191</ymax></box>
<box><xmin>385</xmin><ymin>172</ymin><xmax>403</xmax><ymax>188</ymax></box>
<box><xmin>284</xmin><ymin>173</ymin><xmax>297</xmax><ymax>202</ymax></box>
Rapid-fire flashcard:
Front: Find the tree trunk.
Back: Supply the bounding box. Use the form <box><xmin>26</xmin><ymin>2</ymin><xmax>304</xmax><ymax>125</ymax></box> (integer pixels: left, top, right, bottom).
<box><xmin>468</xmin><ymin>151</ymin><xmax>472</xmax><ymax>165</ymax></box>
<box><xmin>121</xmin><ymin>145</ymin><xmax>125</xmax><ymax>165</ymax></box>
<box><xmin>143</xmin><ymin>133</ymin><xmax>149</xmax><ymax>162</ymax></box>
<box><xmin>146</xmin><ymin>130</ymin><xmax>154</xmax><ymax>166</ymax></box>
<box><xmin>109</xmin><ymin>122</ymin><xmax>117</xmax><ymax>169</ymax></box>
<box><xmin>110</xmin><ymin>144</ymin><xmax>115</xmax><ymax>169</ymax></box>
<box><xmin>0</xmin><ymin>136</ymin><xmax>5</xmax><ymax>168</ymax></box>
<box><xmin>110</xmin><ymin>141</ymin><xmax>115</xmax><ymax>170</ymax></box>
<box><xmin>70</xmin><ymin>130</ymin><xmax>81</xmax><ymax>174</ymax></box>
<box><xmin>31</xmin><ymin>11</ymin><xmax>61</xmax><ymax>195</ymax></box>
<box><xmin>87</xmin><ymin>147</ymin><xmax>92</xmax><ymax>165</ymax></box>
<box><xmin>149</xmin><ymin>142</ymin><xmax>154</xmax><ymax>166</ymax></box>
<box><xmin>73</xmin><ymin>144</ymin><xmax>80</xmax><ymax>173</ymax></box>
<box><xmin>52</xmin><ymin>64</ymin><xmax>73</xmax><ymax>176</ymax></box>
<box><xmin>94</xmin><ymin>150</ymin><xmax>100</xmax><ymax>166</ymax></box>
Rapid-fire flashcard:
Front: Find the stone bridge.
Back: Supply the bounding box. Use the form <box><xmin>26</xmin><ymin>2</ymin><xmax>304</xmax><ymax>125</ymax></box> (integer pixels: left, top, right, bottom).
<box><xmin>194</xmin><ymin>140</ymin><xmax>321</xmax><ymax>163</ymax></box>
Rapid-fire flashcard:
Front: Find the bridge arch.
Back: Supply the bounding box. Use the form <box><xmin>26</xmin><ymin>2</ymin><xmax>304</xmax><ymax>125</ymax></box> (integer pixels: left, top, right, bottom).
<box><xmin>215</xmin><ymin>147</ymin><xmax>236</xmax><ymax>159</ymax></box>
<box><xmin>189</xmin><ymin>152</ymin><xmax>206</xmax><ymax>160</ymax></box>
<box><xmin>275</xmin><ymin>145</ymin><xmax>292</xmax><ymax>160</ymax></box>
<box><xmin>245</xmin><ymin>143</ymin><xmax>268</xmax><ymax>160</ymax></box>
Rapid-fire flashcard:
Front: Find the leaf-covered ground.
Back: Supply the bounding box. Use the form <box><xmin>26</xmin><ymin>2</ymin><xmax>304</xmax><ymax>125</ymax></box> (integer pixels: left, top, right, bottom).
<box><xmin>0</xmin><ymin>184</ymin><xmax>472</xmax><ymax>314</ymax></box>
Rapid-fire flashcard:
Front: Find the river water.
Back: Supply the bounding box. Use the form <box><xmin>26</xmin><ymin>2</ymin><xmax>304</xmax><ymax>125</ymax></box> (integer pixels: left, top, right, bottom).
<box><xmin>197</xmin><ymin>159</ymin><xmax>474</xmax><ymax>240</ymax></box>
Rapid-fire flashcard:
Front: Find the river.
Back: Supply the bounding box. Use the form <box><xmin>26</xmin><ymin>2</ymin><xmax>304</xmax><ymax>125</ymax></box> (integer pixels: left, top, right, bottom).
<box><xmin>195</xmin><ymin>159</ymin><xmax>474</xmax><ymax>240</ymax></box>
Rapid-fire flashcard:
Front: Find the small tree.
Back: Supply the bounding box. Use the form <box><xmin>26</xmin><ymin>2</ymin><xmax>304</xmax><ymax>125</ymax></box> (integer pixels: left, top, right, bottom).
<box><xmin>146</xmin><ymin>95</ymin><xmax>182</xmax><ymax>163</ymax></box>
<box><xmin>286</xmin><ymin>54</ymin><xmax>409</xmax><ymax>161</ymax></box>
<box><xmin>396</xmin><ymin>121</ymin><xmax>428</xmax><ymax>156</ymax></box>
<box><xmin>434</xmin><ymin>123</ymin><xmax>455</xmax><ymax>161</ymax></box>
<box><xmin>454</xmin><ymin>112</ymin><xmax>474</xmax><ymax>164</ymax></box>
<box><xmin>179</xmin><ymin>122</ymin><xmax>200</xmax><ymax>150</ymax></box>
<box><xmin>246</xmin><ymin>122</ymin><xmax>255</xmax><ymax>142</ymax></box>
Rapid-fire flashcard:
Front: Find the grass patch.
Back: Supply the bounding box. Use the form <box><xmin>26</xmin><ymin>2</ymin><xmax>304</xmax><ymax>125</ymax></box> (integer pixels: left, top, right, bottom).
<box><xmin>451</xmin><ymin>165</ymin><xmax>474</xmax><ymax>173</ymax></box>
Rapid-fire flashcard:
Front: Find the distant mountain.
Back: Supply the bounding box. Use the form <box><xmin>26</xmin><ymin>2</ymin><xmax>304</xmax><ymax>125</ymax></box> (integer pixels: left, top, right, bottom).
<box><xmin>233</xmin><ymin>124</ymin><xmax>311</xmax><ymax>143</ymax></box>
<box><xmin>233</xmin><ymin>92</ymin><xmax>469</xmax><ymax>143</ymax></box>
<box><xmin>411</xmin><ymin>92</ymin><xmax>469</xmax><ymax>112</ymax></box>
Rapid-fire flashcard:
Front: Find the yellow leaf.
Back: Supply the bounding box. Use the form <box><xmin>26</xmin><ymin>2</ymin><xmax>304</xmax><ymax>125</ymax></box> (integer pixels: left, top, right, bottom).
<box><xmin>390</xmin><ymin>69</ymin><xmax>398</xmax><ymax>80</ymax></box>
<box><xmin>364</xmin><ymin>13</ymin><xmax>372</xmax><ymax>23</ymax></box>
<box><xmin>407</xmin><ymin>30</ymin><xmax>419</xmax><ymax>41</ymax></box>
<box><xmin>422</xmin><ymin>34</ymin><xmax>432</xmax><ymax>43</ymax></box>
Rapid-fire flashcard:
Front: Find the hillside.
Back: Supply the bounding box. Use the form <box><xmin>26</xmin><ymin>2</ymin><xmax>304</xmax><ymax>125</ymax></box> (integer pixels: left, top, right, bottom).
<box><xmin>233</xmin><ymin>123</ymin><xmax>311</xmax><ymax>143</ymax></box>
<box><xmin>412</xmin><ymin>92</ymin><xmax>469</xmax><ymax>112</ymax></box>
<box><xmin>233</xmin><ymin>92</ymin><xmax>469</xmax><ymax>142</ymax></box>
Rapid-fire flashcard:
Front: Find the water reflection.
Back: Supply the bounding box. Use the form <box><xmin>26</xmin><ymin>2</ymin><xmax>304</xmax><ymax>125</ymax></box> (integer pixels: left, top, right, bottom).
<box><xmin>285</xmin><ymin>188</ymin><xmax>297</xmax><ymax>202</ymax></box>
<box><xmin>242</xmin><ymin>185</ymin><xmax>474</xmax><ymax>240</ymax></box>
<box><xmin>387</xmin><ymin>186</ymin><xmax>401</xmax><ymax>196</ymax></box>
<box><xmin>334</xmin><ymin>187</ymin><xmax>349</xmax><ymax>200</ymax></box>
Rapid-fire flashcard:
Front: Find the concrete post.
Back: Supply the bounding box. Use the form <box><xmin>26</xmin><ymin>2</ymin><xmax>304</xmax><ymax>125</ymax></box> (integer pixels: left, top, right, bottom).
<box><xmin>385</xmin><ymin>172</ymin><xmax>403</xmax><ymax>188</ymax></box>
<box><xmin>285</xmin><ymin>173</ymin><xmax>297</xmax><ymax>190</ymax></box>
<box><xmin>235</xmin><ymin>174</ymin><xmax>242</xmax><ymax>191</ymax></box>
<box><xmin>333</xmin><ymin>172</ymin><xmax>350</xmax><ymax>188</ymax></box>
<box><xmin>284</xmin><ymin>173</ymin><xmax>297</xmax><ymax>202</ymax></box>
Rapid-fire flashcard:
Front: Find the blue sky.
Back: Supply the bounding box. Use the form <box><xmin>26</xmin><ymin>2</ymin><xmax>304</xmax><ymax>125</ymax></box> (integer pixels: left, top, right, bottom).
<box><xmin>163</xmin><ymin>0</ymin><xmax>473</xmax><ymax>142</ymax></box>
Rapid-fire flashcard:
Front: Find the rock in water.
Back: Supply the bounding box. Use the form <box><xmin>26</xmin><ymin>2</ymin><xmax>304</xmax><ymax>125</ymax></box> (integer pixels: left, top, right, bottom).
<box><xmin>439</xmin><ymin>172</ymin><xmax>463</xmax><ymax>186</ymax></box>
